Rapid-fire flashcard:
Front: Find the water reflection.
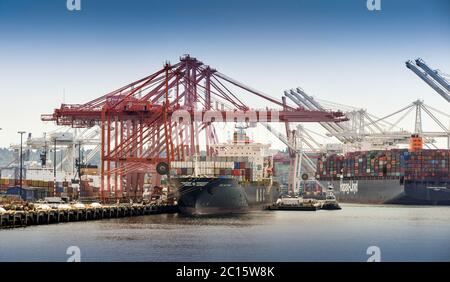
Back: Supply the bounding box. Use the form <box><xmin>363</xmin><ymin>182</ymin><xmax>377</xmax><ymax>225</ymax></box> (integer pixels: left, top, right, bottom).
<box><xmin>0</xmin><ymin>204</ymin><xmax>449</xmax><ymax>261</ymax></box>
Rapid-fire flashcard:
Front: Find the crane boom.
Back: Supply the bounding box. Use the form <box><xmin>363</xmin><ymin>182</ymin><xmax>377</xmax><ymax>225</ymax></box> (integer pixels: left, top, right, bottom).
<box><xmin>406</xmin><ymin>60</ymin><xmax>450</xmax><ymax>103</ymax></box>
<box><xmin>289</xmin><ymin>89</ymin><xmax>354</xmax><ymax>143</ymax></box>
<box><xmin>415</xmin><ymin>58</ymin><xmax>450</xmax><ymax>92</ymax></box>
<box><xmin>295</xmin><ymin>89</ymin><xmax>349</xmax><ymax>132</ymax></box>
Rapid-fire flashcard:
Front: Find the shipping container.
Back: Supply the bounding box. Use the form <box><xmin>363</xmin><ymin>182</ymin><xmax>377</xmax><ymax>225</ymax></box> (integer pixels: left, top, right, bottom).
<box><xmin>317</xmin><ymin>149</ymin><xmax>449</xmax><ymax>181</ymax></box>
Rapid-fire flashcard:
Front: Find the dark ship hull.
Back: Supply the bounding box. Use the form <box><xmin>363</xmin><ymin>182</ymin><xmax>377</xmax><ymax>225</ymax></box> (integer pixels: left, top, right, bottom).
<box><xmin>174</xmin><ymin>177</ymin><xmax>280</xmax><ymax>215</ymax></box>
<box><xmin>316</xmin><ymin>149</ymin><xmax>450</xmax><ymax>205</ymax></box>
<box><xmin>404</xmin><ymin>179</ymin><xmax>450</xmax><ymax>205</ymax></box>
<box><xmin>174</xmin><ymin>177</ymin><xmax>249</xmax><ymax>215</ymax></box>
<box><xmin>319</xmin><ymin>178</ymin><xmax>450</xmax><ymax>205</ymax></box>
<box><xmin>243</xmin><ymin>182</ymin><xmax>280</xmax><ymax>207</ymax></box>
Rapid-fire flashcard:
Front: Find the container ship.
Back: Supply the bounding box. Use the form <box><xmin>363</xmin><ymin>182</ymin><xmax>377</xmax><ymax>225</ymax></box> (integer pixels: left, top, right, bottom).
<box><xmin>315</xmin><ymin>136</ymin><xmax>450</xmax><ymax>205</ymax></box>
<box><xmin>171</xmin><ymin>129</ymin><xmax>280</xmax><ymax>215</ymax></box>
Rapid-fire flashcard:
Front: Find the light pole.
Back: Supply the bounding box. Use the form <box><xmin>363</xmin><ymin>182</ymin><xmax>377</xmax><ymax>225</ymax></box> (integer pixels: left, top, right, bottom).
<box><xmin>0</xmin><ymin>129</ymin><xmax>2</xmax><ymax>180</ymax></box>
<box><xmin>54</xmin><ymin>137</ymin><xmax>57</xmax><ymax>196</ymax></box>
<box><xmin>18</xmin><ymin>131</ymin><xmax>26</xmax><ymax>189</ymax></box>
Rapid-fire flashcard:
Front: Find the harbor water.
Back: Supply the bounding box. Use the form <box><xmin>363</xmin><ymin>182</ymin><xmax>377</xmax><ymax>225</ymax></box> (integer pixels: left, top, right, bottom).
<box><xmin>1</xmin><ymin>204</ymin><xmax>449</xmax><ymax>261</ymax></box>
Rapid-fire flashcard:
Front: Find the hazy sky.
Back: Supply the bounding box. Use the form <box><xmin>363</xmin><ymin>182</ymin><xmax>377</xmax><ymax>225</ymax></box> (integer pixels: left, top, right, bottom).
<box><xmin>0</xmin><ymin>0</ymin><xmax>449</xmax><ymax>148</ymax></box>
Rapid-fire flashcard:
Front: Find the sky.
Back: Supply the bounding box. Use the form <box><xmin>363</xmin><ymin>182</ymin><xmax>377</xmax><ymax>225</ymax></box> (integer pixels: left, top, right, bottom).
<box><xmin>0</xmin><ymin>0</ymin><xmax>449</xmax><ymax>148</ymax></box>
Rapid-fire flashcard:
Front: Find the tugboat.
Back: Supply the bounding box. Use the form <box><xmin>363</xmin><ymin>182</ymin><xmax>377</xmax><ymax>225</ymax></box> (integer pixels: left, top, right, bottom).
<box><xmin>320</xmin><ymin>183</ymin><xmax>342</xmax><ymax>210</ymax></box>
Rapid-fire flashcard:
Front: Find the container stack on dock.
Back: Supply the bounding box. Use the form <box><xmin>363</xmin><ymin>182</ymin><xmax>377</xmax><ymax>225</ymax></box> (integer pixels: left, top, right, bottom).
<box><xmin>0</xmin><ymin>179</ymin><xmax>54</xmax><ymax>189</ymax></box>
<box><xmin>0</xmin><ymin>178</ymin><xmax>100</xmax><ymax>201</ymax></box>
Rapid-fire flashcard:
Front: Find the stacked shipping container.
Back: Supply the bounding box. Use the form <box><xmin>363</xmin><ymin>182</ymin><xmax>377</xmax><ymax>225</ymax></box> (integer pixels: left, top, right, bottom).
<box><xmin>405</xmin><ymin>149</ymin><xmax>450</xmax><ymax>180</ymax></box>
<box><xmin>316</xmin><ymin>149</ymin><xmax>449</xmax><ymax>181</ymax></box>
<box><xmin>170</xmin><ymin>156</ymin><xmax>256</xmax><ymax>181</ymax></box>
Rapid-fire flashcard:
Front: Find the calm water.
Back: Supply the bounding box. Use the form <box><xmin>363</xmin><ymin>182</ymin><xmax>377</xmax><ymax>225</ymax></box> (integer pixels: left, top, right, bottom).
<box><xmin>1</xmin><ymin>204</ymin><xmax>449</xmax><ymax>261</ymax></box>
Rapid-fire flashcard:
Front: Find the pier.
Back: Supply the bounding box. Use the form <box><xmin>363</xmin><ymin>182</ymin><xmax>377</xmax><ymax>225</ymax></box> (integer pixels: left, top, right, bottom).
<box><xmin>0</xmin><ymin>204</ymin><xmax>179</xmax><ymax>229</ymax></box>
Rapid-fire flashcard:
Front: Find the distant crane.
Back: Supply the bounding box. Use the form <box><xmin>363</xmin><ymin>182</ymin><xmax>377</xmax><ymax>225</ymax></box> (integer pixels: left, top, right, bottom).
<box><xmin>317</xmin><ymin>98</ymin><xmax>450</xmax><ymax>149</ymax></box>
<box><xmin>406</xmin><ymin>58</ymin><xmax>450</xmax><ymax>103</ymax></box>
<box><xmin>261</xmin><ymin>122</ymin><xmax>322</xmax><ymax>193</ymax></box>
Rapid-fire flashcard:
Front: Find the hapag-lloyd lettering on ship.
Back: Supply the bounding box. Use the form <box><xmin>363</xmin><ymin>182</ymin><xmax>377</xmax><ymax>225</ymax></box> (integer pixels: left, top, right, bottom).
<box><xmin>340</xmin><ymin>180</ymin><xmax>359</xmax><ymax>194</ymax></box>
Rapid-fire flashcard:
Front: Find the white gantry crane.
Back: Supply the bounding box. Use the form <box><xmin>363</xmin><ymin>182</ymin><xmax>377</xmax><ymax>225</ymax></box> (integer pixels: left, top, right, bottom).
<box><xmin>261</xmin><ymin>122</ymin><xmax>324</xmax><ymax>194</ymax></box>
<box><xmin>3</xmin><ymin>127</ymin><xmax>102</xmax><ymax>182</ymax></box>
<box><xmin>406</xmin><ymin>58</ymin><xmax>450</xmax><ymax>103</ymax></box>
<box><xmin>307</xmin><ymin>95</ymin><xmax>449</xmax><ymax>150</ymax></box>
<box><xmin>286</xmin><ymin>88</ymin><xmax>414</xmax><ymax>150</ymax></box>
<box><xmin>284</xmin><ymin>88</ymin><xmax>354</xmax><ymax>144</ymax></box>
<box><xmin>323</xmin><ymin>99</ymin><xmax>450</xmax><ymax>149</ymax></box>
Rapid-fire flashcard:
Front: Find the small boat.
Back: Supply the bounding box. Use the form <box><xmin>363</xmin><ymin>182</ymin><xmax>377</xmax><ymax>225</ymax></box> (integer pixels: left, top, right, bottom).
<box><xmin>320</xmin><ymin>184</ymin><xmax>342</xmax><ymax>210</ymax></box>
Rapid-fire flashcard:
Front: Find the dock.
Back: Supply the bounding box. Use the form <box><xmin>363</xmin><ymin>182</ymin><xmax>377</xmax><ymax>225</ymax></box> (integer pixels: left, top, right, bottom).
<box><xmin>0</xmin><ymin>204</ymin><xmax>179</xmax><ymax>229</ymax></box>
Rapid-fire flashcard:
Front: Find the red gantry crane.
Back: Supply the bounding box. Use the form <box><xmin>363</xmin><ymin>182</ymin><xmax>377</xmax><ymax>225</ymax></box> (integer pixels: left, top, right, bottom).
<box><xmin>42</xmin><ymin>55</ymin><xmax>347</xmax><ymax>202</ymax></box>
